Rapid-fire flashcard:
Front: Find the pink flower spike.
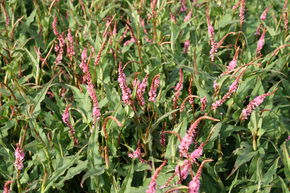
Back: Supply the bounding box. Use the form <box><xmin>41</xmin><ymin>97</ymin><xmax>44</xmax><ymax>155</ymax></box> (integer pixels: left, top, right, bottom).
<box><xmin>149</xmin><ymin>74</ymin><xmax>160</xmax><ymax>102</ymax></box>
<box><xmin>179</xmin><ymin>116</ymin><xmax>219</xmax><ymax>158</ymax></box>
<box><xmin>241</xmin><ymin>90</ymin><xmax>276</xmax><ymax>120</ymax></box>
<box><xmin>3</xmin><ymin>181</ymin><xmax>13</xmax><ymax>193</ymax></box>
<box><xmin>66</xmin><ymin>29</ymin><xmax>75</xmax><ymax>58</ymax></box>
<box><xmin>260</xmin><ymin>8</ymin><xmax>269</xmax><ymax>20</ymax></box>
<box><xmin>206</xmin><ymin>9</ymin><xmax>217</xmax><ymax>61</ymax></box>
<box><xmin>256</xmin><ymin>29</ymin><xmax>266</xmax><ymax>55</ymax></box>
<box><xmin>128</xmin><ymin>146</ymin><xmax>147</xmax><ymax>164</ymax></box>
<box><xmin>146</xmin><ymin>160</ymin><xmax>167</xmax><ymax>193</ymax></box>
<box><xmin>128</xmin><ymin>147</ymin><xmax>141</xmax><ymax>159</ymax></box>
<box><xmin>239</xmin><ymin>0</ymin><xmax>246</xmax><ymax>27</ymax></box>
<box><xmin>184</xmin><ymin>10</ymin><xmax>192</xmax><ymax>22</ymax></box>
<box><xmin>188</xmin><ymin>159</ymin><xmax>213</xmax><ymax>193</ymax></box>
<box><xmin>14</xmin><ymin>144</ymin><xmax>25</xmax><ymax>170</ymax></box>
<box><xmin>136</xmin><ymin>74</ymin><xmax>149</xmax><ymax>106</ymax></box>
<box><xmin>80</xmin><ymin>48</ymin><xmax>101</xmax><ymax>121</ymax></box>
<box><xmin>52</xmin><ymin>17</ymin><xmax>59</xmax><ymax>36</ymax></box>
<box><xmin>211</xmin><ymin>78</ymin><xmax>239</xmax><ymax>110</ymax></box>
<box><xmin>118</xmin><ymin>63</ymin><xmax>132</xmax><ymax>105</ymax></box>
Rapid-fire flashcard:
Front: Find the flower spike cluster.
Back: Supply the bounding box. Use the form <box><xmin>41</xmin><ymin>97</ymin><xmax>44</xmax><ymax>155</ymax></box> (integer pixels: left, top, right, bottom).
<box><xmin>14</xmin><ymin>144</ymin><xmax>25</xmax><ymax>170</ymax></box>
<box><xmin>136</xmin><ymin>74</ymin><xmax>149</xmax><ymax>106</ymax></box>
<box><xmin>79</xmin><ymin>48</ymin><xmax>101</xmax><ymax>120</ymax></box>
<box><xmin>146</xmin><ymin>160</ymin><xmax>167</xmax><ymax>193</ymax></box>
<box><xmin>241</xmin><ymin>90</ymin><xmax>277</xmax><ymax>120</ymax></box>
<box><xmin>62</xmin><ymin>104</ymin><xmax>78</xmax><ymax>145</ymax></box>
<box><xmin>118</xmin><ymin>62</ymin><xmax>132</xmax><ymax>106</ymax></box>
<box><xmin>188</xmin><ymin>159</ymin><xmax>213</xmax><ymax>193</ymax></box>
<box><xmin>179</xmin><ymin>116</ymin><xmax>219</xmax><ymax>158</ymax></box>
<box><xmin>149</xmin><ymin>74</ymin><xmax>160</xmax><ymax>102</ymax></box>
<box><xmin>212</xmin><ymin>78</ymin><xmax>239</xmax><ymax>110</ymax></box>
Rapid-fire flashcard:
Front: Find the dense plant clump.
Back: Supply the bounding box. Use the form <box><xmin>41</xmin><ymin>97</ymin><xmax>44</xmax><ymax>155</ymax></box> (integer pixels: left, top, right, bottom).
<box><xmin>0</xmin><ymin>0</ymin><xmax>289</xmax><ymax>192</ymax></box>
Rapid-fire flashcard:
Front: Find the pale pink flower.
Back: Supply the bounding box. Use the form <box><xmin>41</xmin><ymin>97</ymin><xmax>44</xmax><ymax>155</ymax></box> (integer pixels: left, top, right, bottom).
<box><xmin>241</xmin><ymin>92</ymin><xmax>274</xmax><ymax>120</ymax></box>
<box><xmin>256</xmin><ymin>29</ymin><xmax>266</xmax><ymax>55</ymax></box>
<box><xmin>149</xmin><ymin>75</ymin><xmax>160</xmax><ymax>102</ymax></box>
<box><xmin>146</xmin><ymin>160</ymin><xmax>167</xmax><ymax>193</ymax></box>
<box><xmin>136</xmin><ymin>74</ymin><xmax>149</xmax><ymax>106</ymax></box>
<box><xmin>118</xmin><ymin>63</ymin><xmax>132</xmax><ymax>105</ymax></box>
<box><xmin>52</xmin><ymin>17</ymin><xmax>59</xmax><ymax>36</ymax></box>
<box><xmin>179</xmin><ymin>116</ymin><xmax>218</xmax><ymax>158</ymax></box>
<box><xmin>128</xmin><ymin>147</ymin><xmax>141</xmax><ymax>159</ymax></box>
<box><xmin>228</xmin><ymin>60</ymin><xmax>237</xmax><ymax>71</ymax></box>
<box><xmin>124</xmin><ymin>38</ymin><xmax>136</xmax><ymax>46</ymax></box>
<box><xmin>66</xmin><ymin>28</ymin><xmax>75</xmax><ymax>58</ymax></box>
<box><xmin>188</xmin><ymin>175</ymin><xmax>200</xmax><ymax>193</ymax></box>
<box><xmin>207</xmin><ymin>12</ymin><xmax>217</xmax><ymax>61</ymax></box>
<box><xmin>55</xmin><ymin>34</ymin><xmax>65</xmax><ymax>64</ymax></box>
<box><xmin>232</xmin><ymin>1</ymin><xmax>240</xmax><ymax>10</ymax></box>
<box><xmin>175</xmin><ymin>159</ymin><xmax>191</xmax><ymax>180</ymax></box>
<box><xmin>80</xmin><ymin>48</ymin><xmax>101</xmax><ymax>120</ymax></box>
<box><xmin>184</xmin><ymin>11</ymin><xmax>192</xmax><ymax>22</ymax></box>
<box><xmin>260</xmin><ymin>8</ymin><xmax>269</xmax><ymax>20</ymax></box>
<box><xmin>188</xmin><ymin>159</ymin><xmax>212</xmax><ymax>193</ymax></box>
<box><xmin>239</xmin><ymin>0</ymin><xmax>246</xmax><ymax>26</ymax></box>
<box><xmin>212</xmin><ymin>79</ymin><xmax>239</xmax><ymax>110</ymax></box>
<box><xmin>14</xmin><ymin>144</ymin><xmax>25</xmax><ymax>170</ymax></box>
<box><xmin>3</xmin><ymin>181</ymin><xmax>13</xmax><ymax>193</ymax></box>
<box><xmin>184</xmin><ymin>40</ymin><xmax>190</xmax><ymax>53</ymax></box>
<box><xmin>176</xmin><ymin>143</ymin><xmax>205</xmax><ymax>181</ymax></box>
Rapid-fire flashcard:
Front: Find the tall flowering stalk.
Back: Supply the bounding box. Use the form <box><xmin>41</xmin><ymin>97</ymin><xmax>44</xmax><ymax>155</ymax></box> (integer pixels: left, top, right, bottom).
<box><xmin>179</xmin><ymin>116</ymin><xmax>219</xmax><ymax>158</ymax></box>
<box><xmin>241</xmin><ymin>89</ymin><xmax>277</xmax><ymax>120</ymax></box>
<box><xmin>118</xmin><ymin>62</ymin><xmax>132</xmax><ymax>106</ymax></box>
<box><xmin>3</xmin><ymin>181</ymin><xmax>13</xmax><ymax>193</ymax></box>
<box><xmin>256</xmin><ymin>29</ymin><xmax>266</xmax><ymax>55</ymax></box>
<box><xmin>223</xmin><ymin>47</ymin><xmax>240</xmax><ymax>75</ymax></box>
<box><xmin>146</xmin><ymin>160</ymin><xmax>167</xmax><ymax>193</ymax></box>
<box><xmin>149</xmin><ymin>74</ymin><xmax>160</xmax><ymax>102</ymax></box>
<box><xmin>52</xmin><ymin>17</ymin><xmax>59</xmax><ymax>36</ymax></box>
<box><xmin>55</xmin><ymin>34</ymin><xmax>65</xmax><ymax>64</ymax></box>
<box><xmin>239</xmin><ymin>0</ymin><xmax>246</xmax><ymax>27</ymax></box>
<box><xmin>136</xmin><ymin>74</ymin><xmax>149</xmax><ymax>106</ymax></box>
<box><xmin>206</xmin><ymin>8</ymin><xmax>217</xmax><ymax>61</ymax></box>
<box><xmin>66</xmin><ymin>28</ymin><xmax>75</xmax><ymax>60</ymax></box>
<box><xmin>184</xmin><ymin>10</ymin><xmax>192</xmax><ymax>22</ymax></box>
<box><xmin>188</xmin><ymin>159</ymin><xmax>213</xmax><ymax>193</ymax></box>
<box><xmin>14</xmin><ymin>144</ymin><xmax>25</xmax><ymax>170</ymax></box>
<box><xmin>212</xmin><ymin>77</ymin><xmax>240</xmax><ymax>110</ymax></box>
<box><xmin>260</xmin><ymin>8</ymin><xmax>269</xmax><ymax>20</ymax></box>
<box><xmin>79</xmin><ymin>48</ymin><xmax>101</xmax><ymax>120</ymax></box>
<box><xmin>62</xmin><ymin>104</ymin><xmax>78</xmax><ymax>145</ymax></box>
<box><xmin>173</xmin><ymin>69</ymin><xmax>184</xmax><ymax>109</ymax></box>
<box><xmin>177</xmin><ymin>143</ymin><xmax>205</xmax><ymax>181</ymax></box>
